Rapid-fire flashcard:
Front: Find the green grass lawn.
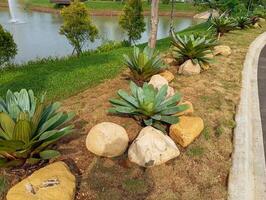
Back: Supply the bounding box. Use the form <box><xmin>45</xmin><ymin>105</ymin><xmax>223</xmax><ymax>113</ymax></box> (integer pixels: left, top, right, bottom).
<box><xmin>0</xmin><ymin>23</ymin><xmax>208</xmax><ymax>101</ymax></box>
<box><xmin>22</xmin><ymin>0</ymin><xmax>202</xmax><ymax>12</ymax></box>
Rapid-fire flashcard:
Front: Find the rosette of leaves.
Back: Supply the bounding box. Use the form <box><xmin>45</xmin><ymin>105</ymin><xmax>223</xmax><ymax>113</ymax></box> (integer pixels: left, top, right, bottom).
<box><xmin>0</xmin><ymin>89</ymin><xmax>75</xmax><ymax>167</ymax></box>
<box><xmin>209</xmin><ymin>16</ymin><xmax>236</xmax><ymax>37</ymax></box>
<box><xmin>109</xmin><ymin>81</ymin><xmax>188</xmax><ymax>131</ymax></box>
<box><xmin>234</xmin><ymin>16</ymin><xmax>252</xmax><ymax>29</ymax></box>
<box><xmin>123</xmin><ymin>46</ymin><xmax>166</xmax><ymax>82</ymax></box>
<box><xmin>171</xmin><ymin>31</ymin><xmax>217</xmax><ymax>66</ymax></box>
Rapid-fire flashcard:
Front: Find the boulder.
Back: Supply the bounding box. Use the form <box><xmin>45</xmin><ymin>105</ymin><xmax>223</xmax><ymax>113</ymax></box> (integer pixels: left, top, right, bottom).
<box><xmin>128</xmin><ymin>126</ymin><xmax>180</xmax><ymax>167</ymax></box>
<box><xmin>193</xmin><ymin>10</ymin><xmax>219</xmax><ymax>20</ymax></box>
<box><xmin>253</xmin><ymin>23</ymin><xmax>261</xmax><ymax>28</ymax></box>
<box><xmin>213</xmin><ymin>45</ymin><xmax>232</xmax><ymax>56</ymax></box>
<box><xmin>178</xmin><ymin>60</ymin><xmax>201</xmax><ymax>75</ymax></box>
<box><xmin>159</xmin><ymin>70</ymin><xmax>175</xmax><ymax>82</ymax></box>
<box><xmin>6</xmin><ymin>162</ymin><xmax>76</xmax><ymax>200</ymax></box>
<box><xmin>148</xmin><ymin>75</ymin><xmax>175</xmax><ymax>98</ymax></box>
<box><xmin>169</xmin><ymin>116</ymin><xmax>204</xmax><ymax>147</ymax></box>
<box><xmin>175</xmin><ymin>101</ymin><xmax>194</xmax><ymax>116</ymax></box>
<box><xmin>259</xmin><ymin>18</ymin><xmax>266</xmax><ymax>22</ymax></box>
<box><xmin>86</xmin><ymin>122</ymin><xmax>129</xmax><ymax>157</ymax></box>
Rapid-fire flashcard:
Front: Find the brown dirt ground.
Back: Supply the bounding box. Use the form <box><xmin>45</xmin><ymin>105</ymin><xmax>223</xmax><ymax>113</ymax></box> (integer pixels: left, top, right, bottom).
<box><xmin>1</xmin><ymin>24</ymin><xmax>266</xmax><ymax>200</ymax></box>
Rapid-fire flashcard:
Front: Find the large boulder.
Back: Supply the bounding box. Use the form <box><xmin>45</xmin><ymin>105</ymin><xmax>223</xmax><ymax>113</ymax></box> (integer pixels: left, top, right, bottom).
<box><xmin>178</xmin><ymin>60</ymin><xmax>201</xmax><ymax>75</ymax></box>
<box><xmin>86</xmin><ymin>122</ymin><xmax>129</xmax><ymax>157</ymax></box>
<box><xmin>128</xmin><ymin>126</ymin><xmax>180</xmax><ymax>167</ymax></box>
<box><xmin>148</xmin><ymin>75</ymin><xmax>175</xmax><ymax>98</ymax></box>
<box><xmin>193</xmin><ymin>10</ymin><xmax>219</xmax><ymax>20</ymax></box>
<box><xmin>169</xmin><ymin>116</ymin><xmax>204</xmax><ymax>147</ymax></box>
<box><xmin>213</xmin><ymin>45</ymin><xmax>232</xmax><ymax>56</ymax></box>
<box><xmin>159</xmin><ymin>70</ymin><xmax>175</xmax><ymax>82</ymax></box>
<box><xmin>6</xmin><ymin>162</ymin><xmax>76</xmax><ymax>200</ymax></box>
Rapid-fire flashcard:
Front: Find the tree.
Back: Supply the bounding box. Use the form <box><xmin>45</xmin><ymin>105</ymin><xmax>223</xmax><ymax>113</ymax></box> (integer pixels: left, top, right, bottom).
<box><xmin>60</xmin><ymin>0</ymin><xmax>98</xmax><ymax>56</ymax></box>
<box><xmin>148</xmin><ymin>0</ymin><xmax>159</xmax><ymax>48</ymax></box>
<box><xmin>119</xmin><ymin>0</ymin><xmax>146</xmax><ymax>44</ymax></box>
<box><xmin>0</xmin><ymin>24</ymin><xmax>17</xmax><ymax>66</ymax></box>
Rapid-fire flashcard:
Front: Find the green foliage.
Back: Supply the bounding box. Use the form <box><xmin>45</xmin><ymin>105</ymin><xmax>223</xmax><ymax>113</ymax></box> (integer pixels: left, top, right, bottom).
<box><xmin>123</xmin><ymin>46</ymin><xmax>166</xmax><ymax>82</ymax></box>
<box><xmin>60</xmin><ymin>0</ymin><xmax>98</xmax><ymax>56</ymax></box>
<box><xmin>171</xmin><ymin>31</ymin><xmax>217</xmax><ymax>66</ymax></box>
<box><xmin>0</xmin><ymin>89</ymin><xmax>74</xmax><ymax>167</ymax></box>
<box><xmin>253</xmin><ymin>5</ymin><xmax>266</xmax><ymax>18</ymax></box>
<box><xmin>210</xmin><ymin>16</ymin><xmax>236</xmax><ymax>36</ymax></box>
<box><xmin>0</xmin><ymin>24</ymin><xmax>17</xmax><ymax>66</ymax></box>
<box><xmin>109</xmin><ymin>81</ymin><xmax>188</xmax><ymax>131</ymax></box>
<box><xmin>119</xmin><ymin>0</ymin><xmax>146</xmax><ymax>44</ymax></box>
<box><xmin>234</xmin><ymin>16</ymin><xmax>252</xmax><ymax>29</ymax></box>
<box><xmin>0</xmin><ymin>176</ymin><xmax>8</xmax><ymax>199</ymax></box>
<box><xmin>187</xmin><ymin>146</ymin><xmax>204</xmax><ymax>156</ymax></box>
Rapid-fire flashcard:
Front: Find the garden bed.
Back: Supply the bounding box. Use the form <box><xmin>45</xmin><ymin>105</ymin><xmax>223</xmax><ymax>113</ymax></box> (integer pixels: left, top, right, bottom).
<box><xmin>1</xmin><ymin>23</ymin><xmax>265</xmax><ymax>199</ymax></box>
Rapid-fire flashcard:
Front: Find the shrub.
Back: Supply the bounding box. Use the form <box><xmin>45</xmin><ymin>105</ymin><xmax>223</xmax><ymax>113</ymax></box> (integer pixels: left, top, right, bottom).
<box><xmin>123</xmin><ymin>46</ymin><xmax>166</xmax><ymax>82</ymax></box>
<box><xmin>0</xmin><ymin>24</ymin><xmax>17</xmax><ymax>66</ymax></box>
<box><xmin>109</xmin><ymin>81</ymin><xmax>188</xmax><ymax>131</ymax></box>
<box><xmin>234</xmin><ymin>16</ymin><xmax>252</xmax><ymax>29</ymax></box>
<box><xmin>0</xmin><ymin>89</ymin><xmax>74</xmax><ymax>167</ymax></box>
<box><xmin>60</xmin><ymin>0</ymin><xmax>98</xmax><ymax>56</ymax></box>
<box><xmin>119</xmin><ymin>0</ymin><xmax>146</xmax><ymax>44</ymax></box>
<box><xmin>253</xmin><ymin>6</ymin><xmax>266</xmax><ymax>18</ymax></box>
<box><xmin>171</xmin><ymin>31</ymin><xmax>217</xmax><ymax>66</ymax></box>
<box><xmin>210</xmin><ymin>16</ymin><xmax>236</xmax><ymax>37</ymax></box>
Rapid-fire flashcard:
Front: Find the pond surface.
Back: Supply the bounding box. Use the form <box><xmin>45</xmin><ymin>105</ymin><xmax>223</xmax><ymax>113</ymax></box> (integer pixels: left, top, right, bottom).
<box><xmin>0</xmin><ymin>1</ymin><xmax>199</xmax><ymax>63</ymax></box>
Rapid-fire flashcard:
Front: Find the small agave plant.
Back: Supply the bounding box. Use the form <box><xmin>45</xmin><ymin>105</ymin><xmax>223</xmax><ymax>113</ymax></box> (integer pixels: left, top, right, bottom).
<box><xmin>234</xmin><ymin>16</ymin><xmax>252</xmax><ymax>29</ymax></box>
<box><xmin>0</xmin><ymin>89</ymin><xmax>74</xmax><ymax>167</ymax></box>
<box><xmin>209</xmin><ymin>15</ymin><xmax>236</xmax><ymax>37</ymax></box>
<box><xmin>171</xmin><ymin>30</ymin><xmax>217</xmax><ymax>67</ymax></box>
<box><xmin>109</xmin><ymin>81</ymin><xmax>188</xmax><ymax>131</ymax></box>
<box><xmin>123</xmin><ymin>46</ymin><xmax>166</xmax><ymax>82</ymax></box>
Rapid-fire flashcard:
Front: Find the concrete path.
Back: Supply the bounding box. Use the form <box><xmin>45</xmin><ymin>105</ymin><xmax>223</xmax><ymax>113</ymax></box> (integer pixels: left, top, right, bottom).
<box><xmin>258</xmin><ymin>45</ymin><xmax>266</xmax><ymax>157</ymax></box>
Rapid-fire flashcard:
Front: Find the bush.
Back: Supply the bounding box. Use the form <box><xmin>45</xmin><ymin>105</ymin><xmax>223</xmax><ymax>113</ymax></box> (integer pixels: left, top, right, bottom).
<box><xmin>109</xmin><ymin>81</ymin><xmax>188</xmax><ymax>131</ymax></box>
<box><xmin>210</xmin><ymin>15</ymin><xmax>236</xmax><ymax>37</ymax></box>
<box><xmin>253</xmin><ymin>6</ymin><xmax>266</xmax><ymax>18</ymax></box>
<box><xmin>171</xmin><ymin>31</ymin><xmax>217</xmax><ymax>67</ymax></box>
<box><xmin>0</xmin><ymin>89</ymin><xmax>74</xmax><ymax>167</ymax></box>
<box><xmin>60</xmin><ymin>0</ymin><xmax>98</xmax><ymax>56</ymax></box>
<box><xmin>119</xmin><ymin>0</ymin><xmax>146</xmax><ymax>44</ymax></box>
<box><xmin>0</xmin><ymin>24</ymin><xmax>17</xmax><ymax>66</ymax></box>
<box><xmin>234</xmin><ymin>16</ymin><xmax>252</xmax><ymax>29</ymax></box>
<box><xmin>123</xmin><ymin>46</ymin><xmax>166</xmax><ymax>82</ymax></box>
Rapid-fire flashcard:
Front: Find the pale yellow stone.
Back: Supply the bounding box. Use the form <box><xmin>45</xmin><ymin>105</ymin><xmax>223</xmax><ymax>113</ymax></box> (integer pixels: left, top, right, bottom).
<box><xmin>159</xmin><ymin>70</ymin><xmax>175</xmax><ymax>82</ymax></box>
<box><xmin>178</xmin><ymin>60</ymin><xmax>201</xmax><ymax>75</ymax></box>
<box><xmin>6</xmin><ymin>162</ymin><xmax>76</xmax><ymax>200</ymax></box>
<box><xmin>169</xmin><ymin>116</ymin><xmax>204</xmax><ymax>147</ymax></box>
<box><xmin>213</xmin><ymin>45</ymin><xmax>232</xmax><ymax>56</ymax></box>
<box><xmin>175</xmin><ymin>101</ymin><xmax>194</xmax><ymax>116</ymax></box>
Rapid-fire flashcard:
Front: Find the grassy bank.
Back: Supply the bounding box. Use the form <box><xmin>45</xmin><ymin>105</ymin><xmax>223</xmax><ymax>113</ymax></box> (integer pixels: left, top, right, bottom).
<box><xmin>21</xmin><ymin>0</ymin><xmax>202</xmax><ymax>13</ymax></box>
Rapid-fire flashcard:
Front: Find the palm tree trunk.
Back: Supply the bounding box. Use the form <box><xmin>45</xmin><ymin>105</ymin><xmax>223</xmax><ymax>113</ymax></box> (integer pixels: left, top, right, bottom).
<box><xmin>148</xmin><ymin>0</ymin><xmax>159</xmax><ymax>48</ymax></box>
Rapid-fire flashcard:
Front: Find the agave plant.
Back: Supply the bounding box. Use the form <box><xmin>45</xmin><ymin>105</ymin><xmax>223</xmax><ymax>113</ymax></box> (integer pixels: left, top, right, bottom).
<box><xmin>171</xmin><ymin>31</ymin><xmax>217</xmax><ymax>66</ymax></box>
<box><xmin>0</xmin><ymin>89</ymin><xmax>74</xmax><ymax>167</ymax></box>
<box><xmin>109</xmin><ymin>81</ymin><xmax>188</xmax><ymax>131</ymax></box>
<box><xmin>210</xmin><ymin>16</ymin><xmax>236</xmax><ymax>37</ymax></box>
<box><xmin>234</xmin><ymin>16</ymin><xmax>252</xmax><ymax>29</ymax></box>
<box><xmin>123</xmin><ymin>46</ymin><xmax>166</xmax><ymax>82</ymax></box>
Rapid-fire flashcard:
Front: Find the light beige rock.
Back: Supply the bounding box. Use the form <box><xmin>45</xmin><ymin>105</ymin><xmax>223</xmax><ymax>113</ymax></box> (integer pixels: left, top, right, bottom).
<box><xmin>178</xmin><ymin>60</ymin><xmax>201</xmax><ymax>75</ymax></box>
<box><xmin>159</xmin><ymin>70</ymin><xmax>175</xmax><ymax>82</ymax></box>
<box><xmin>6</xmin><ymin>162</ymin><xmax>76</xmax><ymax>200</ymax></box>
<box><xmin>169</xmin><ymin>116</ymin><xmax>204</xmax><ymax>147</ymax></box>
<box><xmin>259</xmin><ymin>18</ymin><xmax>266</xmax><ymax>22</ymax></box>
<box><xmin>86</xmin><ymin>122</ymin><xmax>129</xmax><ymax>157</ymax></box>
<box><xmin>175</xmin><ymin>101</ymin><xmax>194</xmax><ymax>116</ymax></box>
<box><xmin>213</xmin><ymin>45</ymin><xmax>232</xmax><ymax>56</ymax></box>
<box><xmin>253</xmin><ymin>23</ymin><xmax>261</xmax><ymax>28</ymax></box>
<box><xmin>193</xmin><ymin>10</ymin><xmax>219</xmax><ymax>20</ymax></box>
<box><xmin>164</xmin><ymin>57</ymin><xmax>176</xmax><ymax>65</ymax></box>
<box><xmin>148</xmin><ymin>75</ymin><xmax>175</xmax><ymax>98</ymax></box>
<box><xmin>128</xmin><ymin>126</ymin><xmax>180</xmax><ymax>167</ymax></box>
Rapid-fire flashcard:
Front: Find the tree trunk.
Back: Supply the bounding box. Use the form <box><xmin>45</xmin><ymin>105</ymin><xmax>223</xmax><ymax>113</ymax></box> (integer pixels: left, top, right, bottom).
<box><xmin>148</xmin><ymin>0</ymin><xmax>159</xmax><ymax>48</ymax></box>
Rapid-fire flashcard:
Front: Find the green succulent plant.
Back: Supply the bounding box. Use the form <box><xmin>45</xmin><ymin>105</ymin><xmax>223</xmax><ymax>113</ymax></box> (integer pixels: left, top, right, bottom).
<box><xmin>0</xmin><ymin>89</ymin><xmax>75</xmax><ymax>167</ymax></box>
<box><xmin>109</xmin><ymin>81</ymin><xmax>188</xmax><ymax>131</ymax></box>
<box><xmin>171</xmin><ymin>31</ymin><xmax>217</xmax><ymax>67</ymax></box>
<box><xmin>209</xmin><ymin>16</ymin><xmax>236</xmax><ymax>37</ymax></box>
<box><xmin>234</xmin><ymin>16</ymin><xmax>252</xmax><ymax>29</ymax></box>
<box><xmin>123</xmin><ymin>46</ymin><xmax>166</xmax><ymax>82</ymax></box>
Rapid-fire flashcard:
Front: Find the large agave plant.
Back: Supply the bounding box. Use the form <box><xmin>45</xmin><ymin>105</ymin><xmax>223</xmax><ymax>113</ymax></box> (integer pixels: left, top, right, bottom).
<box><xmin>0</xmin><ymin>89</ymin><xmax>74</xmax><ymax>167</ymax></box>
<box><xmin>234</xmin><ymin>16</ymin><xmax>252</xmax><ymax>29</ymax></box>
<box><xmin>123</xmin><ymin>46</ymin><xmax>166</xmax><ymax>82</ymax></box>
<box><xmin>171</xmin><ymin>31</ymin><xmax>217</xmax><ymax>66</ymax></box>
<box><xmin>210</xmin><ymin>16</ymin><xmax>236</xmax><ymax>37</ymax></box>
<box><xmin>109</xmin><ymin>81</ymin><xmax>188</xmax><ymax>131</ymax></box>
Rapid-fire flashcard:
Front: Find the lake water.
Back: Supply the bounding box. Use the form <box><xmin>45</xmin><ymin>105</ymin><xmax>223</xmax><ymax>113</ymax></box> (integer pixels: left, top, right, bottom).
<box><xmin>0</xmin><ymin>2</ymin><xmax>199</xmax><ymax>63</ymax></box>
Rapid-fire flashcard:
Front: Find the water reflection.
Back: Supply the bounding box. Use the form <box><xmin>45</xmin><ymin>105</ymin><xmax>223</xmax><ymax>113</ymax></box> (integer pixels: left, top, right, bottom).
<box><xmin>0</xmin><ymin>7</ymin><xmax>198</xmax><ymax>63</ymax></box>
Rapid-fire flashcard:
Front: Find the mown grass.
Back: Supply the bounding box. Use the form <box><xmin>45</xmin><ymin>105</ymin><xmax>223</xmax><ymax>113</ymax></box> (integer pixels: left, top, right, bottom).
<box><xmin>0</xmin><ymin>23</ymin><xmax>206</xmax><ymax>101</ymax></box>
<box><xmin>21</xmin><ymin>0</ymin><xmax>202</xmax><ymax>12</ymax></box>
